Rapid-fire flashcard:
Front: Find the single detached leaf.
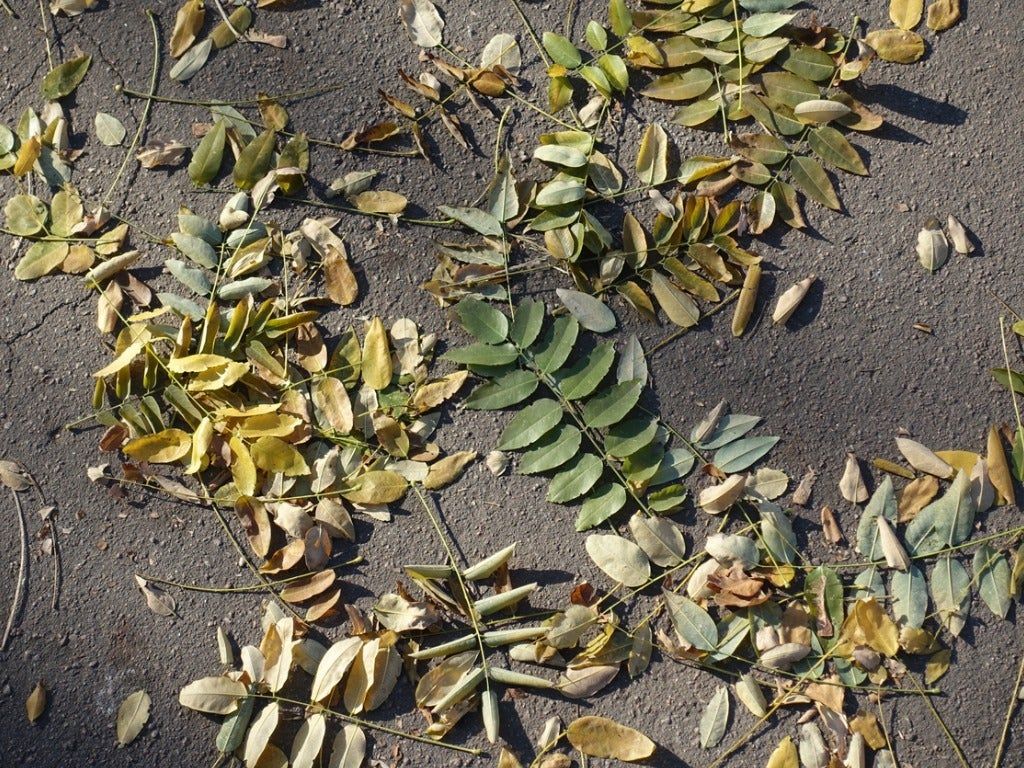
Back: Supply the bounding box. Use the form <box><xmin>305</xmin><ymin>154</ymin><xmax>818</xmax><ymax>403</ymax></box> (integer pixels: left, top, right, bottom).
<box><xmin>864</xmin><ymin>28</ymin><xmax>926</xmax><ymax>63</ymax></box>
<box><xmin>41</xmin><ymin>55</ymin><xmax>91</xmax><ymax>99</ymax></box>
<box><xmin>890</xmin><ymin>0</ymin><xmax>924</xmax><ymax>30</ymax></box>
<box><xmin>699</xmin><ymin>687</ymin><xmax>730</xmax><ymax>749</ymax></box>
<box><xmin>636</xmin><ymin>123</ymin><xmax>669</xmax><ymax>185</ymax></box>
<box><xmin>400</xmin><ymin>0</ymin><xmax>444</xmax><ymax>47</ymax></box>
<box><xmin>713</xmin><ymin>436</ymin><xmax>779</xmax><ymax>473</ymax></box>
<box><xmin>566</xmin><ymin>716</ymin><xmax>655</xmax><ymax>761</ymax></box>
<box><xmin>26</xmin><ymin>681</ymin><xmax>46</xmax><ymax>723</ymax></box>
<box><xmin>116</xmin><ymin>690</ymin><xmax>151</xmax><ymax>745</ymax></box>
<box><xmin>95</xmin><ymin>112</ymin><xmax>127</xmax><ymax>146</ymax></box>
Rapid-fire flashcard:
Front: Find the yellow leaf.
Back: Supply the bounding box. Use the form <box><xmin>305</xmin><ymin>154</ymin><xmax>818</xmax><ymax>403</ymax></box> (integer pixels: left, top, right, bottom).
<box><xmin>324</xmin><ymin>244</ymin><xmax>358</xmax><ymax>305</ymax></box>
<box><xmin>352</xmin><ymin>190</ymin><xmax>407</xmax><ymax>214</ymax></box>
<box><xmin>341</xmin><ymin>470</ymin><xmax>407</xmax><ymax>505</ymax></box>
<box><xmin>889</xmin><ymin>0</ymin><xmax>923</xmax><ymax>30</ymax></box>
<box><xmin>229</xmin><ymin>435</ymin><xmax>257</xmax><ymax>496</ymax></box>
<box><xmin>410</xmin><ymin>371</ymin><xmax>469</xmax><ymax>411</ymax></box>
<box><xmin>361</xmin><ymin>317</ymin><xmax>392</xmax><ymax>390</ymax></box>
<box><xmin>987</xmin><ymin>425</ymin><xmax>1015</xmax><ymax>506</ymax></box>
<box><xmin>849</xmin><ymin>712</ymin><xmax>887</xmax><ymax>750</ymax></box>
<box><xmin>837</xmin><ymin>598</ymin><xmax>899</xmax><ymax>657</ymax></box>
<box><xmin>565</xmin><ymin>716</ymin><xmax>656</xmax><ymax>762</ymax></box>
<box><xmin>924</xmin><ymin>648</ymin><xmax>950</xmax><ymax>684</ymax></box>
<box><xmin>926</xmin><ymin>0</ymin><xmax>960</xmax><ymax>31</ymax></box>
<box><xmin>237</xmin><ymin>412</ymin><xmax>303</xmax><ymax>438</ymax></box>
<box><xmin>250</xmin><ymin>436</ymin><xmax>310</xmax><ymax>476</ymax></box>
<box><xmin>185</xmin><ymin>417</ymin><xmax>213</xmax><ymax>474</ymax></box>
<box><xmin>934</xmin><ymin>450</ymin><xmax>979</xmax><ymax>476</ymax></box>
<box><xmin>864</xmin><ymin>28</ymin><xmax>925</xmax><ymax>64</ymax></box>
<box><xmin>423</xmin><ymin>451</ymin><xmax>477</xmax><ymax>490</ymax></box>
<box><xmin>123</xmin><ymin>428</ymin><xmax>192</xmax><ymax>464</ymax></box>
<box><xmin>312</xmin><ymin>376</ymin><xmax>353</xmax><ymax>433</ymax></box>
<box><xmin>26</xmin><ymin>681</ymin><xmax>46</xmax><ymax>723</ymax></box>
<box><xmin>13</xmin><ymin>136</ymin><xmax>41</xmax><ymax>177</ymax></box>
<box><xmin>765</xmin><ymin>737</ymin><xmax>798</xmax><ymax>768</ymax></box>
<box><xmin>93</xmin><ymin>327</ymin><xmax>152</xmax><ymax>377</ymax></box>
<box><xmin>167</xmin><ymin>353</ymin><xmax>234</xmax><ymax>373</ymax></box>
<box><xmin>170</xmin><ymin>0</ymin><xmax>205</xmax><ymax>57</ymax></box>
<box><xmin>186</xmin><ymin>361</ymin><xmax>249</xmax><ymax>392</ymax></box>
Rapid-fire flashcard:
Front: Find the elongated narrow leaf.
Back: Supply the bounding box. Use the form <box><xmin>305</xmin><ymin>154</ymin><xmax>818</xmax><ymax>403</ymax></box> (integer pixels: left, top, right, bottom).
<box><xmin>973</xmin><ymin>544</ymin><xmax>1011</xmax><ymax>619</ymax></box>
<box><xmin>930</xmin><ymin>556</ymin><xmax>970</xmax><ymax>636</ymax></box>
<box><xmin>890</xmin><ymin>565</ymin><xmax>927</xmax><ymax>628</ymax></box>
<box><xmin>713</xmin><ymin>436</ymin><xmax>779</xmax><ymax>473</ymax></box>
<box><xmin>497</xmin><ymin>399</ymin><xmax>562</xmax><ymax>450</ymax></box>
<box><xmin>699</xmin><ymin>687</ymin><xmax>730</xmax><ymax>749</ymax></box>
<box><xmin>582</xmin><ymin>379</ymin><xmax>643</xmax><ymax>428</ymax></box>
<box><xmin>465</xmin><ymin>370</ymin><xmax>538</xmax><ymax>410</ymax></box>
<box><xmin>556</xmin><ymin>289</ymin><xmax>616</xmax><ymax>333</ymax></box>
<box><xmin>189</xmin><ymin>120</ymin><xmax>226</xmax><ymax>186</ymax></box>
<box><xmin>790</xmin><ymin>155</ymin><xmax>840</xmax><ymax>210</ymax></box>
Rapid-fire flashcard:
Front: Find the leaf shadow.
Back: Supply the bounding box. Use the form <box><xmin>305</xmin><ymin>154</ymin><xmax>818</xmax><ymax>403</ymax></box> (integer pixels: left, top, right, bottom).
<box><xmin>857</xmin><ymin>83</ymin><xmax>968</xmax><ymax>128</ymax></box>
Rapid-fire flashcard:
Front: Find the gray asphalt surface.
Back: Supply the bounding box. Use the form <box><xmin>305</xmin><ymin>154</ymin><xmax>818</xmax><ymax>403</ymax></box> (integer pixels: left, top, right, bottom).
<box><xmin>0</xmin><ymin>0</ymin><xmax>1022</xmax><ymax>766</ymax></box>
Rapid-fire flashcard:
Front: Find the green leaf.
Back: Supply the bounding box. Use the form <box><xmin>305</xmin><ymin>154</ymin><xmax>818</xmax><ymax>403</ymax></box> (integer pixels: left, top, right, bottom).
<box><xmin>555</xmin><ymin>341</ymin><xmax>615</xmax><ymax>400</ymax></box>
<box><xmin>497</xmin><ymin>399</ymin><xmax>562</xmax><ymax>450</ymax></box>
<box><xmin>531</xmin><ymin>316</ymin><xmax>579</xmax><ymax>373</ymax></box>
<box><xmin>444</xmin><ymin>342</ymin><xmax>519</xmax><ymax>366</ymax></box>
<box><xmin>992</xmin><ymin>367</ymin><xmax>1024</xmax><ymax>394</ymax></box>
<box><xmin>509</xmin><ymin>298</ymin><xmax>545</xmax><ymax>348</ymax></box>
<box><xmin>807</xmin><ymin>126</ymin><xmax>868</xmax><ymax>176</ymax></box>
<box><xmin>535</xmin><ymin>178</ymin><xmax>586</xmax><ymax>207</ymax></box>
<box><xmin>556</xmin><ymin>289</ymin><xmax>616</xmax><ymax>333</ymax></box>
<box><xmin>650</xmin><ymin>272</ymin><xmax>699</xmax><ymax>328</ymax></box>
<box><xmin>49</xmin><ymin>188</ymin><xmax>83</xmax><ymax>237</ymax></box>
<box><xmin>575</xmin><ymin>482</ymin><xmax>628</xmax><ymax>529</ymax></box>
<box><xmin>649</xmin><ymin>448</ymin><xmax>697</xmax><ymax>486</ymax></box>
<box><xmin>605</xmin><ymin>417</ymin><xmax>658</xmax><ymax>458</ymax></box>
<box><xmin>438</xmin><ymin>205</ymin><xmax>503</xmax><ymax>237</ymax></box>
<box><xmin>166</xmin><ymin>259</ymin><xmax>213</xmax><ymax>296</ymax></box>
<box><xmin>664</xmin><ymin>592</ymin><xmax>718</xmax><ymax>652</ymax></box>
<box><xmin>608</xmin><ymin>0</ymin><xmax>632</xmax><ymax>36</ymax></box>
<box><xmin>790</xmin><ymin>155</ymin><xmax>840</xmax><ymax>211</ymax></box>
<box><xmin>542</xmin><ymin>31</ymin><xmax>582</xmax><ymax>68</ymax></box>
<box><xmin>233</xmin><ymin>130</ymin><xmax>277</xmax><ymax>191</ymax></box>
<box><xmin>742</xmin><ymin>12</ymin><xmax>796</xmax><ymax>36</ymax></box>
<box><xmin>739</xmin><ymin>0</ymin><xmax>801</xmax><ymax>9</ymax></box>
<box><xmin>95</xmin><ymin>112</ymin><xmax>127</xmax><ymax>146</ymax></box>
<box><xmin>623</xmin><ymin>443</ymin><xmax>665</xmax><ymax>486</ymax></box>
<box><xmin>533</xmin><ymin>144</ymin><xmax>588</xmax><ymax>168</ymax></box>
<box><xmin>781</xmin><ymin>45</ymin><xmax>835</xmax><ymax>81</ymax></box>
<box><xmin>582</xmin><ymin>379</ymin><xmax>643</xmax><ymax>429</ymax></box>
<box><xmin>699</xmin><ymin>687</ymin><xmax>730</xmax><ymax>749</ymax></box>
<box><xmin>641</xmin><ymin>69</ymin><xmax>714</xmax><ymax>101</ymax></box>
<box><xmin>465</xmin><ymin>370</ymin><xmax>538</xmax><ymax>410</ymax></box>
<box><xmin>805</xmin><ymin>566</ymin><xmax>844</xmax><ymax>635</ymax></box>
<box><xmin>616</xmin><ymin>335</ymin><xmax>647</xmax><ymax>386</ymax></box>
<box><xmin>636</xmin><ymin>124</ymin><xmax>669</xmax><ymax>186</ymax></box>
<box><xmin>930</xmin><ymin>556</ymin><xmax>970</xmax><ymax>637</ymax></box>
<box><xmin>14</xmin><ymin>241</ymin><xmax>68</xmax><ymax>281</ymax></box>
<box><xmin>189</xmin><ymin>120</ymin><xmax>227</xmax><ymax>186</ymax></box>
<box><xmin>170</xmin><ymin>232</ymin><xmax>218</xmax><ymax>268</ymax></box>
<box><xmin>713</xmin><ymin>436</ymin><xmax>779</xmax><ymax>473</ymax></box>
<box><xmin>856</xmin><ymin>476</ymin><xmax>897</xmax><ymax>560</ymax></box>
<box><xmin>518</xmin><ymin>424</ymin><xmax>582</xmax><ymax>474</ymax></box>
<box><xmin>761</xmin><ymin>72</ymin><xmax>819</xmax><ymax>108</ymax></box>
<box><xmin>5</xmin><ymin>194</ymin><xmax>48</xmax><ymax>236</ymax></box>
<box><xmin>549</xmin><ymin>453</ymin><xmax>604</xmax><ymax>503</ymax></box>
<box><xmin>454</xmin><ymin>298</ymin><xmax>509</xmax><ymax>344</ymax></box>
<box><xmin>698</xmin><ymin>414</ymin><xmax>760</xmax><ymax>449</ymax></box>
<box><xmin>760</xmin><ymin>506</ymin><xmax>798</xmax><ymax>564</ymax></box>
<box><xmin>973</xmin><ymin>544</ymin><xmax>1011</xmax><ymax>619</ymax></box>
<box><xmin>41</xmin><ymin>55</ymin><xmax>91</xmax><ymax>99</ymax></box>
<box><xmin>890</xmin><ymin>565</ymin><xmax>927</xmax><ymax>629</ymax></box>
<box><xmin>170</xmin><ymin>38</ymin><xmax>212</xmax><ymax>82</ymax></box>
<box><xmin>905</xmin><ymin>471</ymin><xmax>974</xmax><ymax>555</ymax></box>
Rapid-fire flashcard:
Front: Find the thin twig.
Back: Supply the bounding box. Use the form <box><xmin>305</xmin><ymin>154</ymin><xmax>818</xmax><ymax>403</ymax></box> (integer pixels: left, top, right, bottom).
<box><xmin>101</xmin><ymin>9</ymin><xmax>160</xmax><ymax>207</ymax></box>
<box><xmin>1</xmin><ymin>489</ymin><xmax>28</xmax><ymax>651</ymax></box>
<box><xmin>37</xmin><ymin>0</ymin><xmax>53</xmax><ymax>69</ymax></box>
<box><xmin>992</xmin><ymin>650</ymin><xmax>1024</xmax><ymax>767</ymax></box>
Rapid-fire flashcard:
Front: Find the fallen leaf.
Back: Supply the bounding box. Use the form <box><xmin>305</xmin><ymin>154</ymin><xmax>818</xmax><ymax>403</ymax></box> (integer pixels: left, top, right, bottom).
<box><xmin>116</xmin><ymin>690</ymin><xmax>151</xmax><ymax>745</ymax></box>
<box><xmin>26</xmin><ymin>681</ymin><xmax>46</xmax><ymax>723</ymax></box>
<box><xmin>565</xmin><ymin>716</ymin><xmax>656</xmax><ymax>761</ymax></box>
<box><xmin>839</xmin><ymin>453</ymin><xmax>869</xmax><ymax>503</ymax></box>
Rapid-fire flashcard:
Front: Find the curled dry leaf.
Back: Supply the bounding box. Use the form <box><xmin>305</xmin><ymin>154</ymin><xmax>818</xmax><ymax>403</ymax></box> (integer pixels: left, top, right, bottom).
<box><xmin>875</xmin><ymin>515</ymin><xmax>910</xmax><ymax>571</ymax></box>
<box><xmin>731</xmin><ymin>263</ymin><xmax>760</xmax><ymax>338</ymax></box>
<box><xmin>485</xmin><ymin>450</ymin><xmax>509</xmax><ymax>476</ymax></box>
<box><xmin>898</xmin><ymin>474</ymin><xmax>939</xmax><ymax>522</ymax></box>
<box><xmin>895</xmin><ymin>436</ymin><xmax>953</xmax><ymax>478</ymax></box>
<box><xmin>565</xmin><ymin>715</ymin><xmax>656</xmax><ymax>762</ymax></box>
<box><xmin>134</xmin><ymin>575</ymin><xmax>176</xmax><ymax>617</ymax></box>
<box><xmin>946</xmin><ymin>214</ymin><xmax>972</xmax><ymax>255</ymax></box>
<box><xmin>699</xmin><ymin>474</ymin><xmax>747</xmax><ymax>514</ymax></box>
<box><xmin>26</xmin><ymin>681</ymin><xmax>46</xmax><ymax>723</ymax></box>
<box><xmin>137</xmin><ymin>139</ymin><xmax>188</xmax><ymax>169</ymax></box>
<box><xmin>916</xmin><ymin>219</ymin><xmax>949</xmax><ymax>272</ymax></box>
<box><xmin>116</xmin><ymin>690</ymin><xmax>151</xmax><ymax>745</ymax></box>
<box><xmin>793</xmin><ymin>99</ymin><xmax>851</xmax><ymax>124</ymax></box>
<box><xmin>772</xmin><ymin>276</ymin><xmax>815</xmax><ymax>325</ymax></box>
<box><xmin>820</xmin><ymin>506</ymin><xmax>844</xmax><ymax>544</ymax></box>
<box><xmin>839</xmin><ymin>453</ymin><xmax>869</xmax><ymax>503</ymax></box>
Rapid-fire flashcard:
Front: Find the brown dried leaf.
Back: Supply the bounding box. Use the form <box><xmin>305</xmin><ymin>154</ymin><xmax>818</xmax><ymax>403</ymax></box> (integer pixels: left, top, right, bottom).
<box><xmin>820</xmin><ymin>506</ymin><xmax>844</xmax><ymax>544</ymax></box>
<box><xmin>898</xmin><ymin>475</ymin><xmax>939</xmax><ymax>522</ymax></box>
<box><xmin>134</xmin><ymin>575</ymin><xmax>176</xmax><ymax>617</ymax></box>
<box><xmin>423</xmin><ymin>451</ymin><xmax>477</xmax><ymax>490</ymax></box>
<box><xmin>839</xmin><ymin>453</ymin><xmax>868</xmax><ymax>503</ymax></box>
<box><xmin>324</xmin><ymin>245</ymin><xmax>358</xmax><ymax>306</ymax></box>
<box><xmin>26</xmin><ymin>681</ymin><xmax>46</xmax><ymax>723</ymax></box>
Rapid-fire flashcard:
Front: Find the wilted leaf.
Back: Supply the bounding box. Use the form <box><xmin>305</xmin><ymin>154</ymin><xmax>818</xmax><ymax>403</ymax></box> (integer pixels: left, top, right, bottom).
<box><xmin>772</xmin><ymin>275</ymin><xmax>814</xmax><ymax>324</ymax></box>
<box><xmin>916</xmin><ymin>220</ymin><xmax>949</xmax><ymax>272</ymax></box>
<box><xmin>839</xmin><ymin>452</ymin><xmax>868</xmax><ymax>503</ymax></box>
<box><xmin>26</xmin><ymin>681</ymin><xmax>46</xmax><ymax>723</ymax></box>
